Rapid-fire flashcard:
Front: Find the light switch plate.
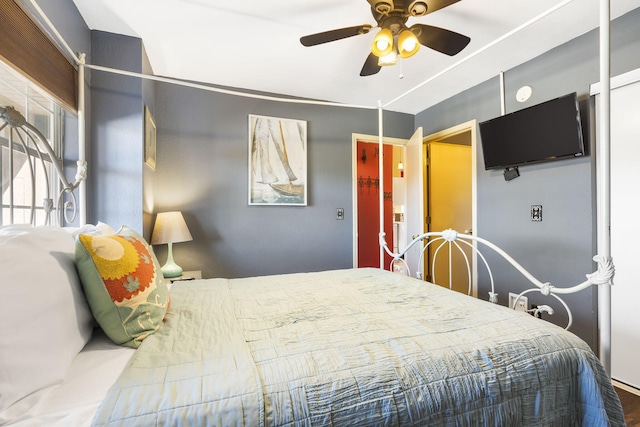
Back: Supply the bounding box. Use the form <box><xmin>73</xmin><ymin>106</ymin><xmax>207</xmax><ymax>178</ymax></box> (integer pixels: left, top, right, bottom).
<box><xmin>531</xmin><ymin>205</ymin><xmax>542</xmax><ymax>221</ymax></box>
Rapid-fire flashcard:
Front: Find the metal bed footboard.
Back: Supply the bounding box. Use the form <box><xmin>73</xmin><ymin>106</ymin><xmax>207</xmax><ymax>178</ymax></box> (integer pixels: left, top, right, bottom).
<box><xmin>380</xmin><ymin>229</ymin><xmax>614</xmax><ymax>330</ymax></box>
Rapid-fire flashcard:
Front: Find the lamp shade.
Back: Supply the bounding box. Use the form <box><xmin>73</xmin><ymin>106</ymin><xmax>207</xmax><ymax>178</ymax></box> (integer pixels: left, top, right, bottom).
<box><xmin>371</xmin><ymin>28</ymin><xmax>394</xmax><ymax>57</ymax></box>
<box><xmin>151</xmin><ymin>211</ymin><xmax>193</xmax><ymax>245</ymax></box>
<box><xmin>398</xmin><ymin>29</ymin><xmax>420</xmax><ymax>58</ymax></box>
<box><xmin>151</xmin><ymin>211</ymin><xmax>193</xmax><ymax>278</ymax></box>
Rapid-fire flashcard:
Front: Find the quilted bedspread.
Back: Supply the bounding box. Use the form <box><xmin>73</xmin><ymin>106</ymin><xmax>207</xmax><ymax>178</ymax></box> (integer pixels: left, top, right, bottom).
<box><xmin>92</xmin><ymin>268</ymin><xmax>625</xmax><ymax>426</ymax></box>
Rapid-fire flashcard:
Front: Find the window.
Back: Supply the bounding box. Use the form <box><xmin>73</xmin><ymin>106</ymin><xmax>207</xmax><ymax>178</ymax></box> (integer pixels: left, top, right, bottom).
<box><xmin>0</xmin><ymin>60</ymin><xmax>64</xmax><ymax>225</ymax></box>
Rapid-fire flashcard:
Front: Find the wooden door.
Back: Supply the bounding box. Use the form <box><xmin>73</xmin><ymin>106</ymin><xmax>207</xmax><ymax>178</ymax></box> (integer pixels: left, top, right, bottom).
<box><xmin>403</xmin><ymin>128</ymin><xmax>424</xmax><ymax>274</ymax></box>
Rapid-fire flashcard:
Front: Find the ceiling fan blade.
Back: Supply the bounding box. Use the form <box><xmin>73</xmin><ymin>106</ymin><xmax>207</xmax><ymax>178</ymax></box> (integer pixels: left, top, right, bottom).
<box><xmin>300</xmin><ymin>25</ymin><xmax>372</xmax><ymax>47</ymax></box>
<box><xmin>410</xmin><ymin>24</ymin><xmax>470</xmax><ymax>56</ymax></box>
<box><xmin>360</xmin><ymin>52</ymin><xmax>381</xmax><ymax>77</ymax></box>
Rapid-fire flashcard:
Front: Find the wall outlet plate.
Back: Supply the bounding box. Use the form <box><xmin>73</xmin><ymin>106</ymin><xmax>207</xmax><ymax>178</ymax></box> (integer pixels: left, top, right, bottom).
<box><xmin>509</xmin><ymin>292</ymin><xmax>528</xmax><ymax>312</ymax></box>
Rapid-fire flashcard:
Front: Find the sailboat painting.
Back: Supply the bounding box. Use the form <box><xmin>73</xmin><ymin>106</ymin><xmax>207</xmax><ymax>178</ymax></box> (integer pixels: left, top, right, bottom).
<box><xmin>248</xmin><ymin>115</ymin><xmax>307</xmax><ymax>206</ymax></box>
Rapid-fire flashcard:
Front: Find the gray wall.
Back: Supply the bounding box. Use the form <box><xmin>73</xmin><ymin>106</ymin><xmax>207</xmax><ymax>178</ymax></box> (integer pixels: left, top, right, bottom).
<box><xmin>415</xmin><ymin>7</ymin><xmax>640</xmax><ymax>350</ymax></box>
<box><xmin>152</xmin><ymin>83</ymin><xmax>413</xmax><ymax>278</ymax></box>
<box><xmin>89</xmin><ymin>31</ymin><xmax>147</xmax><ymax>233</ymax></box>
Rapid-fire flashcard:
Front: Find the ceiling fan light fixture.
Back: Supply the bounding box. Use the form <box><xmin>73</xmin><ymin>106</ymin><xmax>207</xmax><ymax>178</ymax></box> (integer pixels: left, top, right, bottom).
<box><xmin>378</xmin><ymin>50</ymin><xmax>398</xmax><ymax>66</ymax></box>
<box><xmin>398</xmin><ymin>29</ymin><xmax>420</xmax><ymax>58</ymax></box>
<box><xmin>371</xmin><ymin>28</ymin><xmax>394</xmax><ymax>57</ymax></box>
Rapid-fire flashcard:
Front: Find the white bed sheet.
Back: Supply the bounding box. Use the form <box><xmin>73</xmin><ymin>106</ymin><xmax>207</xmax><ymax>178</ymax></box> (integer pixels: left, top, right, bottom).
<box><xmin>6</xmin><ymin>329</ymin><xmax>134</xmax><ymax>427</ymax></box>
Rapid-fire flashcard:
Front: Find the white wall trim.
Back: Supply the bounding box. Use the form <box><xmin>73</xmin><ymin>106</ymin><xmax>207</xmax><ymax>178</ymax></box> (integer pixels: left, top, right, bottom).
<box><xmin>423</xmin><ymin>120</ymin><xmax>479</xmax><ymax>297</ymax></box>
<box><xmin>612</xmin><ymin>379</ymin><xmax>640</xmax><ymax>396</ymax></box>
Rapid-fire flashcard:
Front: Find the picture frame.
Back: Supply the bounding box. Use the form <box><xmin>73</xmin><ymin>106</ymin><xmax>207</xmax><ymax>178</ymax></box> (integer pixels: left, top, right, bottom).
<box><xmin>248</xmin><ymin>114</ymin><xmax>307</xmax><ymax>206</ymax></box>
<box><xmin>144</xmin><ymin>106</ymin><xmax>156</xmax><ymax>170</ymax></box>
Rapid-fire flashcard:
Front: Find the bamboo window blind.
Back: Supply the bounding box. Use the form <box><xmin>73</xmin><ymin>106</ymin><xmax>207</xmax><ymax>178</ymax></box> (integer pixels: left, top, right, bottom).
<box><xmin>0</xmin><ymin>0</ymin><xmax>77</xmax><ymax>111</ymax></box>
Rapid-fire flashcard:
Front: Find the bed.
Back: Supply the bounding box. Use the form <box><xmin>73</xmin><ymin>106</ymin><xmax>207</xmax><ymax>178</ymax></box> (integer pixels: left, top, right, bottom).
<box><xmin>0</xmin><ymin>106</ymin><xmax>625</xmax><ymax>426</ymax></box>
<box><xmin>0</xmin><ymin>0</ymin><xmax>626</xmax><ymax>421</ymax></box>
<box><xmin>0</xmin><ymin>223</ymin><xmax>626</xmax><ymax>426</ymax></box>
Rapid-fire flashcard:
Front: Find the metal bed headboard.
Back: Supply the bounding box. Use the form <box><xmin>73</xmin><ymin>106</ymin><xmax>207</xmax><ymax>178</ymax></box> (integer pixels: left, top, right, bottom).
<box><xmin>381</xmin><ymin>229</ymin><xmax>614</xmax><ymax>330</ymax></box>
<box><xmin>0</xmin><ymin>105</ymin><xmax>85</xmax><ymax>226</ymax></box>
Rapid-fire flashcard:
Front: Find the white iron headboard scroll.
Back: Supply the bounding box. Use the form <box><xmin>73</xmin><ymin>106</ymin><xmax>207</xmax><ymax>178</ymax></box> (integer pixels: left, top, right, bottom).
<box><xmin>0</xmin><ymin>105</ymin><xmax>86</xmax><ymax>226</ymax></box>
<box><xmin>380</xmin><ymin>229</ymin><xmax>614</xmax><ymax>330</ymax></box>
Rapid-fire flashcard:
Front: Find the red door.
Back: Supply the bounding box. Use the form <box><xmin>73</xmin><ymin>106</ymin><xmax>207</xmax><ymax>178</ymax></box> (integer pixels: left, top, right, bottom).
<box><xmin>357</xmin><ymin>141</ymin><xmax>393</xmax><ymax>269</ymax></box>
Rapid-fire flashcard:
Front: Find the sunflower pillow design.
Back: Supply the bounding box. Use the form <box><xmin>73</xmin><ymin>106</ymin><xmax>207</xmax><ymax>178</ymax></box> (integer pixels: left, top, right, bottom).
<box><xmin>75</xmin><ymin>226</ymin><xmax>169</xmax><ymax>348</ymax></box>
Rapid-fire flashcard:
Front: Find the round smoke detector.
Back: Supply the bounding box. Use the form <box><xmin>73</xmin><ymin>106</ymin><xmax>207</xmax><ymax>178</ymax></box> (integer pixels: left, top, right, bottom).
<box><xmin>516</xmin><ymin>86</ymin><xmax>533</xmax><ymax>102</ymax></box>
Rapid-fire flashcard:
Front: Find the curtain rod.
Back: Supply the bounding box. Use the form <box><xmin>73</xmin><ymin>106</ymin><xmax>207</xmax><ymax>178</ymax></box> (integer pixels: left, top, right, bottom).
<box><xmin>83</xmin><ymin>63</ymin><xmax>377</xmax><ymax>110</ymax></box>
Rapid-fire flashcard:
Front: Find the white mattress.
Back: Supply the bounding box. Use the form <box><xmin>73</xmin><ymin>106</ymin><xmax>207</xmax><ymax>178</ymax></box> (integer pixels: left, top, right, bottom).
<box><xmin>6</xmin><ymin>329</ymin><xmax>134</xmax><ymax>426</ymax></box>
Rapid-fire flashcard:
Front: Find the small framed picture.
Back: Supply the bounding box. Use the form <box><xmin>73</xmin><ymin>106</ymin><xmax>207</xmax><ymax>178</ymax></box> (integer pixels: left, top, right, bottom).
<box><xmin>145</xmin><ymin>106</ymin><xmax>156</xmax><ymax>170</ymax></box>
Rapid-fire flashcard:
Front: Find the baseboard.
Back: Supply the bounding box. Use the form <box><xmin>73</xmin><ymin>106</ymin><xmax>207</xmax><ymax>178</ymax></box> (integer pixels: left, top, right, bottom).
<box><xmin>613</xmin><ymin>379</ymin><xmax>640</xmax><ymax>396</ymax></box>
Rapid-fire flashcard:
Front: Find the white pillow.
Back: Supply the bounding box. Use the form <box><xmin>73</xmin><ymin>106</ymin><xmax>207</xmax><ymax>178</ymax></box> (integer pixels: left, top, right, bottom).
<box><xmin>0</xmin><ymin>225</ymin><xmax>94</xmax><ymax>417</ymax></box>
<box><xmin>64</xmin><ymin>221</ymin><xmax>117</xmax><ymax>239</ymax></box>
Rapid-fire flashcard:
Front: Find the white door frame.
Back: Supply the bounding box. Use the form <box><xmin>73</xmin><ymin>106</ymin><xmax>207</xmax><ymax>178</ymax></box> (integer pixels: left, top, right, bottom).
<box><xmin>423</xmin><ymin>120</ymin><xmax>478</xmax><ymax>295</ymax></box>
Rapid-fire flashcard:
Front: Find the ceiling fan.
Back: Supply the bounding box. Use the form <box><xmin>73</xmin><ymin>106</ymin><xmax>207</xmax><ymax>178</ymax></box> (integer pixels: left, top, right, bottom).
<box><xmin>300</xmin><ymin>0</ymin><xmax>471</xmax><ymax>76</ymax></box>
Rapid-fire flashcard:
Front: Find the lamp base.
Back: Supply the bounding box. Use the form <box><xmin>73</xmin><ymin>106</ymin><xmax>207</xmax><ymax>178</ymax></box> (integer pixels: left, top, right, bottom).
<box><xmin>161</xmin><ymin>242</ymin><xmax>183</xmax><ymax>278</ymax></box>
<box><xmin>161</xmin><ymin>262</ymin><xmax>183</xmax><ymax>278</ymax></box>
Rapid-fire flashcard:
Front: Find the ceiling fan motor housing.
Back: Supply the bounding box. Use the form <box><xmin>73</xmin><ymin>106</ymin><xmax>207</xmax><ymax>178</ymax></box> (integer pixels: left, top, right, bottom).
<box><xmin>408</xmin><ymin>1</ymin><xmax>428</xmax><ymax>16</ymax></box>
<box><xmin>368</xmin><ymin>0</ymin><xmax>429</xmax><ymax>17</ymax></box>
<box><xmin>383</xmin><ymin>16</ymin><xmax>407</xmax><ymax>35</ymax></box>
<box><xmin>368</xmin><ymin>0</ymin><xmax>394</xmax><ymax>14</ymax></box>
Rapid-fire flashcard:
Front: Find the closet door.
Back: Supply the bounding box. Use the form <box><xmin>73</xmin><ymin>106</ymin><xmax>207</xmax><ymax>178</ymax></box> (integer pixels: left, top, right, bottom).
<box><xmin>608</xmin><ymin>71</ymin><xmax>640</xmax><ymax>389</ymax></box>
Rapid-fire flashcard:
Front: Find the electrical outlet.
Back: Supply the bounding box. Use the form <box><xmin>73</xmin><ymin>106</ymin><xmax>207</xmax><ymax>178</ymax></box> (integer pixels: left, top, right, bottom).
<box><xmin>509</xmin><ymin>292</ymin><xmax>528</xmax><ymax>312</ymax></box>
<box><xmin>530</xmin><ymin>305</ymin><xmax>543</xmax><ymax>319</ymax></box>
<box><xmin>336</xmin><ymin>208</ymin><xmax>344</xmax><ymax>220</ymax></box>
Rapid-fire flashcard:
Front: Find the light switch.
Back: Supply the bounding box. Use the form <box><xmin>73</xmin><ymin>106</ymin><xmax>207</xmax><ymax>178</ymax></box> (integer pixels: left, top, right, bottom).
<box><xmin>531</xmin><ymin>205</ymin><xmax>542</xmax><ymax>221</ymax></box>
<box><xmin>337</xmin><ymin>208</ymin><xmax>344</xmax><ymax>220</ymax></box>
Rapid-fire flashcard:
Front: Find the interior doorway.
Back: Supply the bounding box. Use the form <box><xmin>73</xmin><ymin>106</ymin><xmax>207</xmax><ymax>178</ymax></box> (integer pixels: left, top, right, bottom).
<box><xmin>355</xmin><ymin>140</ymin><xmax>394</xmax><ymax>268</ymax></box>
<box><xmin>352</xmin><ymin>134</ymin><xmax>408</xmax><ymax>269</ymax></box>
<box><xmin>423</xmin><ymin>121</ymin><xmax>477</xmax><ymax>295</ymax></box>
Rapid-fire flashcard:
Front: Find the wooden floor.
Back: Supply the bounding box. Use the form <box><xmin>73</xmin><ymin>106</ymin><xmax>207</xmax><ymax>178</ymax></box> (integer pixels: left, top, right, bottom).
<box><xmin>616</xmin><ymin>386</ymin><xmax>640</xmax><ymax>426</ymax></box>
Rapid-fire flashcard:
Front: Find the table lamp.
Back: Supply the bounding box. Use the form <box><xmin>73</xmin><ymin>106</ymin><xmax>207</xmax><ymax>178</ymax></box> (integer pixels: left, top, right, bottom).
<box><xmin>151</xmin><ymin>211</ymin><xmax>193</xmax><ymax>278</ymax></box>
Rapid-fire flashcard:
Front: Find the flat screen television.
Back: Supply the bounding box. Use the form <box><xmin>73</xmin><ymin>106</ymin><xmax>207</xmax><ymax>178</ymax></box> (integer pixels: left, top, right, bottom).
<box><xmin>479</xmin><ymin>92</ymin><xmax>585</xmax><ymax>172</ymax></box>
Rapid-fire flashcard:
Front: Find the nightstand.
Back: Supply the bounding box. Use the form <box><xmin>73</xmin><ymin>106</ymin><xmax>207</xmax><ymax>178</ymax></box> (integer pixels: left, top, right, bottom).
<box><xmin>168</xmin><ymin>270</ymin><xmax>202</xmax><ymax>283</ymax></box>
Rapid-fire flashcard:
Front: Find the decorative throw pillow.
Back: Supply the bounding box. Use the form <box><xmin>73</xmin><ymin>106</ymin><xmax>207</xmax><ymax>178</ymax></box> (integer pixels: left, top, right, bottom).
<box><xmin>75</xmin><ymin>225</ymin><xmax>169</xmax><ymax>348</ymax></box>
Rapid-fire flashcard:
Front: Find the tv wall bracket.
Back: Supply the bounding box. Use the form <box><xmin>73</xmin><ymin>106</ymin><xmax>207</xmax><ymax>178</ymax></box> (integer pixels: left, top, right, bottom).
<box><xmin>503</xmin><ymin>167</ymin><xmax>520</xmax><ymax>181</ymax></box>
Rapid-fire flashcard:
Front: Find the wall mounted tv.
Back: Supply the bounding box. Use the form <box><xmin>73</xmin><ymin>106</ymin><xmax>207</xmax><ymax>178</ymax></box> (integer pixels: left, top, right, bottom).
<box><xmin>479</xmin><ymin>92</ymin><xmax>585</xmax><ymax>177</ymax></box>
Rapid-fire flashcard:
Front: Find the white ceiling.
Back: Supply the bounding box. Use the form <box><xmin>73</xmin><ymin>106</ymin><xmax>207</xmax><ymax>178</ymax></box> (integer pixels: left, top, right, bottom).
<box><xmin>72</xmin><ymin>0</ymin><xmax>640</xmax><ymax>114</ymax></box>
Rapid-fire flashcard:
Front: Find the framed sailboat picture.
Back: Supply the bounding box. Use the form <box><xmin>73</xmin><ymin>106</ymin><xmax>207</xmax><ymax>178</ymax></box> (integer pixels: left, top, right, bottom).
<box><xmin>248</xmin><ymin>115</ymin><xmax>307</xmax><ymax>206</ymax></box>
